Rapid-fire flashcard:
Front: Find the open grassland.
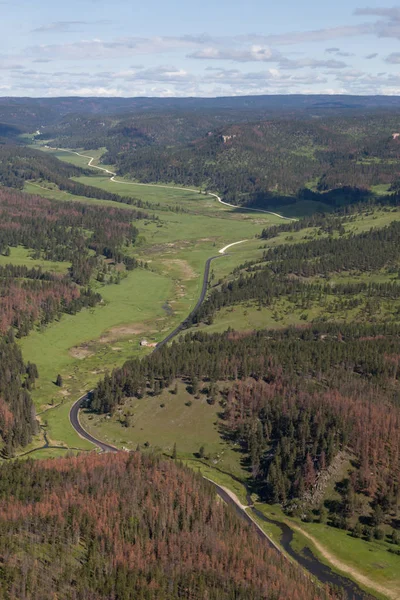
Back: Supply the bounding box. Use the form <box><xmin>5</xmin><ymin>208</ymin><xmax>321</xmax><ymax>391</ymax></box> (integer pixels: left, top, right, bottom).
<box><xmin>19</xmin><ymin>448</ymin><xmax>80</xmax><ymax>460</ymax></box>
<box><xmin>20</xmin><ymin>267</ymin><xmax>172</xmax><ymax>407</ymax></box>
<box><xmin>36</xmin><ymin>146</ymin><xmax>109</xmax><ymax>167</ymax></box>
<box><xmin>19</xmin><ymin>268</ymin><xmax>173</xmax><ymax>446</ymax></box>
<box><xmin>80</xmin><ymin>380</ymin><xmax>246</xmax><ymax>480</ymax></box>
<box><xmin>20</xmin><ymin>152</ymin><xmax>282</xmax><ymax>451</ymax></box>
<box><xmin>0</xmin><ymin>245</ymin><xmax>69</xmax><ymax>273</ymax></box>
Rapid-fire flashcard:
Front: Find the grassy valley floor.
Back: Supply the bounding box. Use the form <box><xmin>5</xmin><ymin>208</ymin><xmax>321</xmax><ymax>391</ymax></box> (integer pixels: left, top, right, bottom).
<box><xmin>19</xmin><ymin>147</ymin><xmax>281</xmax><ymax>455</ymax></box>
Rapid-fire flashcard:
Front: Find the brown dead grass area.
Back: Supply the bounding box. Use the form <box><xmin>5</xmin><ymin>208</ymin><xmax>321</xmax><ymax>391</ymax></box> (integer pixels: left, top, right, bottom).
<box><xmin>175</xmin><ymin>284</ymin><xmax>187</xmax><ymax>298</ymax></box>
<box><xmin>99</xmin><ymin>323</ymin><xmax>156</xmax><ymax>344</ymax></box>
<box><xmin>145</xmin><ymin>241</ymin><xmax>191</xmax><ymax>255</ymax></box>
<box><xmin>161</xmin><ymin>259</ymin><xmax>197</xmax><ymax>280</ymax></box>
<box><xmin>69</xmin><ymin>346</ymin><xmax>94</xmax><ymax>359</ymax></box>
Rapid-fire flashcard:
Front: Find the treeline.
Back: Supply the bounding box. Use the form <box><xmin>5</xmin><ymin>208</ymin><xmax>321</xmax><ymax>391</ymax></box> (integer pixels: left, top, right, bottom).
<box><xmin>90</xmin><ymin>324</ymin><xmax>400</xmax><ymax>514</ymax></box>
<box><xmin>108</xmin><ymin>114</ymin><xmax>400</xmax><ymax>207</ymax></box>
<box><xmin>0</xmin><ymin>187</ymin><xmax>149</xmax><ymax>336</ymax></box>
<box><xmin>259</xmin><ymin>203</ymin><xmax>398</xmax><ymax>241</ymax></box>
<box><xmin>0</xmin><ymin>146</ymin><xmax>147</xmax><ymax>207</ymax></box>
<box><xmin>0</xmin><ymin>187</ymin><xmax>147</xmax><ymax>281</ymax></box>
<box><xmin>0</xmin><ymin>452</ymin><xmax>328</xmax><ymax>600</ymax></box>
<box><xmin>91</xmin><ymin>323</ymin><xmax>400</xmax><ymax>411</ymax></box>
<box><xmin>0</xmin><ymin>146</ymin><xmax>90</xmax><ymax>188</ymax></box>
<box><xmin>0</xmin><ymin>331</ymin><xmax>38</xmax><ymax>455</ymax></box>
<box><xmin>193</xmin><ymin>274</ymin><xmax>400</xmax><ymax>325</ymax></box>
<box><xmin>264</xmin><ymin>219</ymin><xmax>400</xmax><ymax>276</ymax></box>
<box><xmin>0</xmin><ymin>277</ymin><xmax>100</xmax><ymax>337</ymax></box>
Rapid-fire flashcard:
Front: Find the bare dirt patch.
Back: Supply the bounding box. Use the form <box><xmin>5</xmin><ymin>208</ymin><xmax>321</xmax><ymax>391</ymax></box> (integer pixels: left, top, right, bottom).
<box><xmin>99</xmin><ymin>323</ymin><xmax>154</xmax><ymax>344</ymax></box>
<box><xmin>69</xmin><ymin>346</ymin><xmax>94</xmax><ymax>360</ymax></box>
<box><xmin>145</xmin><ymin>241</ymin><xmax>192</xmax><ymax>255</ymax></box>
<box><xmin>161</xmin><ymin>259</ymin><xmax>197</xmax><ymax>280</ymax></box>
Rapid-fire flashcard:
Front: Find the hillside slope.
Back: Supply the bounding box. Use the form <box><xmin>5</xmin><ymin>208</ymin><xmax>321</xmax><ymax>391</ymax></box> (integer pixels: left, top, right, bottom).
<box><xmin>0</xmin><ymin>452</ymin><xmax>327</xmax><ymax>600</ymax></box>
<box><xmin>112</xmin><ymin>114</ymin><xmax>400</xmax><ymax>211</ymax></box>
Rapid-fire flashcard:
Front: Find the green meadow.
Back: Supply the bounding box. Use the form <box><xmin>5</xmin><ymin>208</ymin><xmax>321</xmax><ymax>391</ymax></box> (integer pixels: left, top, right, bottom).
<box><xmin>18</xmin><ymin>147</ymin><xmax>283</xmax><ymax>454</ymax></box>
<box><xmin>0</xmin><ymin>246</ymin><xmax>69</xmax><ymax>273</ymax></box>
<box><xmin>80</xmin><ymin>379</ymin><xmax>246</xmax><ymax>479</ymax></box>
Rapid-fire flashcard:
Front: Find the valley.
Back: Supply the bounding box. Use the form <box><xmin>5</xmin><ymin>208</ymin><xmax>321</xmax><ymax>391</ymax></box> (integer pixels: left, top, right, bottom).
<box><xmin>0</xmin><ymin>98</ymin><xmax>399</xmax><ymax>600</ymax></box>
<box><xmin>4</xmin><ymin>144</ymin><xmax>395</xmax><ymax>600</ymax></box>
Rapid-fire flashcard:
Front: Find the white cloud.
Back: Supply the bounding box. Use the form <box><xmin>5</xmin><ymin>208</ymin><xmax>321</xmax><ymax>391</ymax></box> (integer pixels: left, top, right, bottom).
<box><xmin>32</xmin><ymin>21</ymin><xmax>88</xmax><ymax>33</ymax></box>
<box><xmin>190</xmin><ymin>47</ymin><xmax>348</xmax><ymax>70</ymax></box>
<box><xmin>26</xmin><ymin>36</ymin><xmax>208</xmax><ymax>61</ymax></box>
<box><xmin>189</xmin><ymin>45</ymin><xmax>274</xmax><ymax>62</ymax></box>
<box><xmin>279</xmin><ymin>57</ymin><xmax>348</xmax><ymax>69</ymax></box>
<box><xmin>354</xmin><ymin>7</ymin><xmax>400</xmax><ymax>20</ymax></box>
<box><xmin>385</xmin><ymin>52</ymin><xmax>400</xmax><ymax>63</ymax></box>
<box><xmin>251</xmin><ymin>24</ymin><xmax>374</xmax><ymax>45</ymax></box>
<box><xmin>31</xmin><ymin>20</ymin><xmax>112</xmax><ymax>33</ymax></box>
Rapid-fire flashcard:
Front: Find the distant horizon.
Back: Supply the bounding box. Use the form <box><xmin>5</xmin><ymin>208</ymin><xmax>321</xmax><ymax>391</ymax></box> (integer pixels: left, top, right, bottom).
<box><xmin>1</xmin><ymin>92</ymin><xmax>400</xmax><ymax>99</ymax></box>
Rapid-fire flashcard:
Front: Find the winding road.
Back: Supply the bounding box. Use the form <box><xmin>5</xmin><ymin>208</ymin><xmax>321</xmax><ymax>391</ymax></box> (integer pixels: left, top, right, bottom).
<box><xmin>55</xmin><ymin>147</ymin><xmax>374</xmax><ymax>599</ymax></box>
<box><xmin>45</xmin><ymin>147</ymin><xmax>297</xmax><ymax>221</ymax></box>
<box><xmin>69</xmin><ymin>238</ymin><xmax>242</xmax><ymax>450</ymax></box>
<box><xmin>67</xmin><ymin>242</ymin><xmax>374</xmax><ymax>600</ymax></box>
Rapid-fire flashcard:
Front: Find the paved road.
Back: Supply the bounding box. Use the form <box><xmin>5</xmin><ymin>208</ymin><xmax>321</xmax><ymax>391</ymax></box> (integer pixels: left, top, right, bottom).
<box><xmin>69</xmin><ymin>242</ymin><xmax>232</xmax><ymax>446</ymax></box>
<box><xmin>69</xmin><ymin>392</ymin><xmax>118</xmax><ymax>453</ymax></box>
<box><xmin>67</xmin><ymin>239</ymin><xmax>373</xmax><ymax>600</ymax></box>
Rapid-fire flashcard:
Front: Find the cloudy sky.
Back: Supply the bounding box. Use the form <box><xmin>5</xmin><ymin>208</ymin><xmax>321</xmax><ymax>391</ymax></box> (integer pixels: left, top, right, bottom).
<box><xmin>1</xmin><ymin>0</ymin><xmax>400</xmax><ymax>96</ymax></box>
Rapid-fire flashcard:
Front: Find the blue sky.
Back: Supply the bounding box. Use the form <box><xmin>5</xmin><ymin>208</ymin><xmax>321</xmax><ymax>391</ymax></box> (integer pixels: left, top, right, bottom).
<box><xmin>1</xmin><ymin>1</ymin><xmax>400</xmax><ymax>96</ymax></box>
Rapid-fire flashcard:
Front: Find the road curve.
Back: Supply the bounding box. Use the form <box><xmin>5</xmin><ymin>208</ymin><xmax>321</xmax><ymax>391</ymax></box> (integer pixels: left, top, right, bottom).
<box><xmin>45</xmin><ymin>147</ymin><xmax>296</xmax><ymax>221</ymax></box>
<box><xmin>61</xmin><ymin>147</ymin><xmax>293</xmax><ymax>571</ymax></box>
<box><xmin>58</xmin><ymin>146</ymin><xmax>376</xmax><ymax>599</ymax></box>
<box><xmin>66</xmin><ymin>204</ymin><xmax>374</xmax><ymax>599</ymax></box>
<box><xmin>69</xmin><ymin>239</ymin><xmax>235</xmax><ymax>447</ymax></box>
<box><xmin>70</xmin><ymin>392</ymin><xmax>118</xmax><ymax>453</ymax></box>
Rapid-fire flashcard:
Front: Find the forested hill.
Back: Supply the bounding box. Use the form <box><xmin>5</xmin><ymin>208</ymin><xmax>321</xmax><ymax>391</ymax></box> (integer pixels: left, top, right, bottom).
<box><xmin>91</xmin><ymin>323</ymin><xmax>400</xmax><ymax>537</ymax></box>
<box><xmin>110</xmin><ymin>113</ymin><xmax>400</xmax><ymax>209</ymax></box>
<box><xmin>0</xmin><ymin>146</ymin><xmax>141</xmax><ymax>205</ymax></box>
<box><xmin>3</xmin><ymin>95</ymin><xmax>400</xmax><ymax>215</ymax></box>
<box><xmin>0</xmin><ymin>145</ymin><xmax>89</xmax><ymax>188</ymax></box>
<box><xmin>0</xmin><ymin>185</ymin><xmax>148</xmax><ymax>455</ymax></box>
<box><xmin>2</xmin><ymin>94</ymin><xmax>400</xmax><ymax>129</ymax></box>
<box><xmin>0</xmin><ymin>452</ymin><xmax>326</xmax><ymax>600</ymax></box>
<box><xmin>0</xmin><ymin>332</ymin><xmax>38</xmax><ymax>456</ymax></box>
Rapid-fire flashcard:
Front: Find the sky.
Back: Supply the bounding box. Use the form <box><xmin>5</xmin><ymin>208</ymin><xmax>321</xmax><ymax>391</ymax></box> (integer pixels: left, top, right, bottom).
<box><xmin>1</xmin><ymin>1</ymin><xmax>400</xmax><ymax>97</ymax></box>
